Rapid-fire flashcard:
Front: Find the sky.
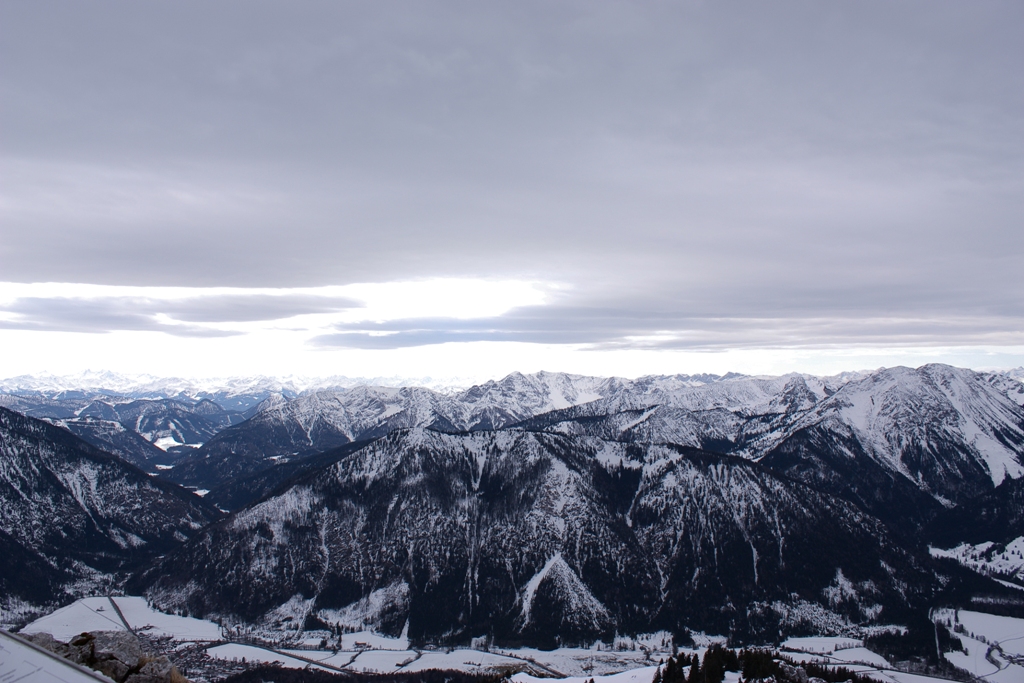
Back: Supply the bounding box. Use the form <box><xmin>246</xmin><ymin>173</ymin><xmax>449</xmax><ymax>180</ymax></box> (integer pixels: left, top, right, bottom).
<box><xmin>1</xmin><ymin>1</ymin><xmax>1022</xmax><ymax>383</ymax></box>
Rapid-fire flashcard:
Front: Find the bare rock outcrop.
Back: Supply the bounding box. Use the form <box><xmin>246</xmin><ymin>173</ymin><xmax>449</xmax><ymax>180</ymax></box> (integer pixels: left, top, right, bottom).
<box><xmin>23</xmin><ymin>631</ymin><xmax>188</xmax><ymax>683</ymax></box>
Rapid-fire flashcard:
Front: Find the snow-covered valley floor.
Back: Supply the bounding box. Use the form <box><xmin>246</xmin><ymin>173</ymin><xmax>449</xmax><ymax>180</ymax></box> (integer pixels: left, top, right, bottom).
<box><xmin>18</xmin><ymin>596</ymin><xmax>1021</xmax><ymax>683</ymax></box>
<box><xmin>931</xmin><ymin>608</ymin><xmax>1024</xmax><ymax>683</ymax></box>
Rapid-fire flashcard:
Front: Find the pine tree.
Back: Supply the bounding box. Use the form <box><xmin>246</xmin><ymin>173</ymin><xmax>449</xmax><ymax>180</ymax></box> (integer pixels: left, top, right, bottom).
<box><xmin>664</xmin><ymin>656</ymin><xmax>678</xmax><ymax>683</ymax></box>
<box><xmin>687</xmin><ymin>653</ymin><xmax>701</xmax><ymax>683</ymax></box>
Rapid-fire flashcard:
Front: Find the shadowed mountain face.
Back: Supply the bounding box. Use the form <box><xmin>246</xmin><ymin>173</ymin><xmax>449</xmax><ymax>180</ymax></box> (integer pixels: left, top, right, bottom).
<box><xmin>136</xmin><ymin>428</ymin><xmax>939</xmax><ymax>646</ymax></box>
<box><xmin>926</xmin><ymin>475</ymin><xmax>1024</xmax><ymax>548</ymax></box>
<box><xmin>52</xmin><ymin>398</ymin><xmax>245</xmax><ymax>466</ymax></box>
<box><xmin>0</xmin><ymin>407</ymin><xmax>220</xmax><ymax>609</ymax></box>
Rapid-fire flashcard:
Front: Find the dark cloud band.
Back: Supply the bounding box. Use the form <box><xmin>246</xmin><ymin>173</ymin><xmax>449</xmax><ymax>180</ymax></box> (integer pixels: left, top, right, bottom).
<box><xmin>0</xmin><ymin>294</ymin><xmax>360</xmax><ymax>336</ymax></box>
<box><xmin>313</xmin><ymin>307</ymin><xmax>1024</xmax><ymax>350</ymax></box>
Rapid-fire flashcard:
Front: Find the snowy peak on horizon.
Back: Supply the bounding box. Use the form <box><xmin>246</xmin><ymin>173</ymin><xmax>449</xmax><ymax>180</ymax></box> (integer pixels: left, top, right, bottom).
<box><xmin>4</xmin><ymin>364</ymin><xmax>1020</xmax><ymax>429</ymax></box>
<box><xmin>0</xmin><ymin>370</ymin><xmax>476</xmax><ymax>397</ymax></box>
<box><xmin>0</xmin><ymin>366</ymin><xmax>879</xmax><ymax>399</ymax></box>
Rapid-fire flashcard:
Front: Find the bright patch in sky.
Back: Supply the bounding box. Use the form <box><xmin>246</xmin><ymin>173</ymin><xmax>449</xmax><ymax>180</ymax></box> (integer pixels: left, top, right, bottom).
<box><xmin>0</xmin><ymin>280</ymin><xmax>1021</xmax><ymax>382</ymax></box>
<box><xmin>338</xmin><ymin>279</ymin><xmax>550</xmax><ymax>322</ymax></box>
<box><xmin>0</xmin><ymin>279</ymin><xmax>548</xmax><ymax>326</ymax></box>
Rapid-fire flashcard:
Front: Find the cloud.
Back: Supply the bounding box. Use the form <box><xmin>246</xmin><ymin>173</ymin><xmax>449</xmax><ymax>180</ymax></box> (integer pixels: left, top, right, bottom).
<box><xmin>0</xmin><ymin>2</ymin><xmax>1021</xmax><ymax>355</ymax></box>
<box><xmin>313</xmin><ymin>306</ymin><xmax>1024</xmax><ymax>350</ymax></box>
<box><xmin>159</xmin><ymin>294</ymin><xmax>360</xmax><ymax>323</ymax></box>
<box><xmin>0</xmin><ymin>293</ymin><xmax>360</xmax><ymax>335</ymax></box>
<box><xmin>0</xmin><ymin>298</ymin><xmax>239</xmax><ymax>337</ymax></box>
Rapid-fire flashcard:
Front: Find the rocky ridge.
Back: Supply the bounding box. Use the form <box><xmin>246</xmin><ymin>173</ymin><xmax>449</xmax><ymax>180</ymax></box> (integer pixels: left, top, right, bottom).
<box><xmin>20</xmin><ymin>630</ymin><xmax>188</xmax><ymax>683</ymax></box>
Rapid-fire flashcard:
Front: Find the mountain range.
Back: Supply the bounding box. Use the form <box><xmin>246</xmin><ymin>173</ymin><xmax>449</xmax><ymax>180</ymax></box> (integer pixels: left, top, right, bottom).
<box><xmin>2</xmin><ymin>364</ymin><xmax>1023</xmax><ymax>647</ymax></box>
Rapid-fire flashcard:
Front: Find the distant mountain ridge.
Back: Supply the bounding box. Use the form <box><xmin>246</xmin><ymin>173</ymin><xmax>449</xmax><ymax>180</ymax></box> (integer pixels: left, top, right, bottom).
<box><xmin>3</xmin><ymin>366</ymin><xmax>1019</xmax><ymax>405</ymax></box>
<box><xmin>0</xmin><ymin>370</ymin><xmax>475</xmax><ymax>406</ymax></box>
<box><xmin>5</xmin><ymin>365</ymin><xmax>1022</xmax><ymax>512</ymax></box>
<box><xmin>155</xmin><ymin>366</ymin><xmax>1024</xmax><ymax>510</ymax></box>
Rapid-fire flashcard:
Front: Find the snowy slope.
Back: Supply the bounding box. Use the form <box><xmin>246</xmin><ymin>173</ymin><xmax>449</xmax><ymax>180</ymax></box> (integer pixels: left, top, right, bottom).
<box><xmin>930</xmin><ymin>538</ymin><xmax>1024</xmax><ymax>584</ymax></box>
<box><xmin>618</xmin><ymin>373</ymin><xmax>840</xmax><ymax>416</ymax></box>
<box><xmin>0</xmin><ymin>407</ymin><xmax>220</xmax><ymax>611</ymax></box>
<box><xmin>758</xmin><ymin>365</ymin><xmax>1024</xmax><ymax>516</ymax></box>
<box><xmin>138</xmin><ymin>429</ymin><xmax>935</xmax><ymax>646</ymax></box>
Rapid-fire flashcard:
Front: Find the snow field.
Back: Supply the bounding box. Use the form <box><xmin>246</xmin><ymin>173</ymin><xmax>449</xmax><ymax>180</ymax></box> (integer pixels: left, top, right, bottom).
<box><xmin>404</xmin><ymin>650</ymin><xmax>542</xmax><ymax>674</ymax></box>
<box><xmin>781</xmin><ymin>647</ymin><xmax>890</xmax><ymax>669</ymax></box>
<box><xmin>950</xmin><ymin>609</ymin><xmax>1024</xmax><ymax>657</ymax></box>
<box><xmin>932</xmin><ymin>608</ymin><xmax>1024</xmax><ymax>683</ymax></box>
<box><xmin>497</xmin><ymin>646</ymin><xmax>667</xmax><ymax>677</ymax></box>
<box><xmin>207</xmin><ymin>643</ymin><xmax>335</xmax><ymax>671</ymax></box>
<box><xmin>512</xmin><ymin>664</ymin><xmax>660</xmax><ymax>683</ymax></box>
<box><xmin>781</xmin><ymin>636</ymin><xmax>863</xmax><ymax>654</ymax></box>
<box><xmin>22</xmin><ymin>596</ymin><xmax>221</xmax><ymax>642</ymax></box>
<box><xmin>21</xmin><ymin>597</ymin><xmax>130</xmax><ymax>639</ymax></box>
<box><xmin>860</xmin><ymin>670</ymin><xmax>965</xmax><ymax>683</ymax></box>
<box><xmin>336</xmin><ymin>630</ymin><xmax>410</xmax><ymax>651</ymax></box>
<box><xmin>109</xmin><ymin>596</ymin><xmax>222</xmax><ymax>641</ymax></box>
<box><xmin>269</xmin><ymin>647</ymin><xmax>662</xmax><ymax>677</ymax></box>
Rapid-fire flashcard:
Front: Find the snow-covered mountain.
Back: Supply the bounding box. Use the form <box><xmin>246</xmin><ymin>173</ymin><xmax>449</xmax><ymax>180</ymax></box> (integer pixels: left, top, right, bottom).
<box><xmin>506</xmin><ymin>366</ymin><xmax>1024</xmax><ymax>530</ymax></box>
<box><xmin>0</xmin><ymin>394</ymin><xmax>248</xmax><ymax>468</ymax></box>
<box><xmin>4</xmin><ymin>362</ymin><xmax>1023</xmax><ymax>644</ymax></box>
<box><xmin>136</xmin><ymin>428</ymin><xmax>936</xmax><ymax>646</ymax></box>
<box><xmin>0</xmin><ymin>371</ymin><xmax>472</xmax><ymax>411</ymax></box>
<box><xmin>0</xmin><ymin>407</ymin><xmax>220</xmax><ymax>615</ymax></box>
<box><xmin>993</xmin><ymin>367</ymin><xmax>1024</xmax><ymax>407</ymax></box>
<box><xmin>755</xmin><ymin>365</ymin><xmax>1024</xmax><ymax>530</ymax></box>
<box><xmin>165</xmin><ymin>372</ymin><xmax>623</xmax><ymax>489</ymax></box>
<box><xmin>773</xmin><ymin>365</ymin><xmax>1024</xmax><ymax>485</ymax></box>
<box><xmin>6</xmin><ymin>362</ymin><xmax>1022</xmax><ymax>522</ymax></box>
<box><xmin>999</xmin><ymin>366</ymin><xmax>1024</xmax><ymax>382</ymax></box>
<box><xmin>152</xmin><ymin>365</ymin><xmax>1024</xmax><ymax>512</ymax></box>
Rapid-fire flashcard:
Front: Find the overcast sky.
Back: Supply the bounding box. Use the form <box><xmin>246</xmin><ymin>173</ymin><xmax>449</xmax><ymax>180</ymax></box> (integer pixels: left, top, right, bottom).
<box><xmin>1</xmin><ymin>1</ymin><xmax>1022</xmax><ymax>381</ymax></box>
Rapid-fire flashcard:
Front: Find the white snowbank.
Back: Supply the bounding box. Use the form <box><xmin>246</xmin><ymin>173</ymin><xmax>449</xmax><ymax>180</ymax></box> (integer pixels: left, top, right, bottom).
<box><xmin>208</xmin><ymin>642</ymin><xmax>333</xmax><ymax>671</ymax></box>
<box><xmin>512</xmin><ymin>664</ymin><xmax>660</xmax><ymax>683</ymax></box>
<box><xmin>781</xmin><ymin>636</ymin><xmax>862</xmax><ymax>654</ymax></box>
<box><xmin>21</xmin><ymin>596</ymin><xmax>221</xmax><ymax>642</ymax></box>
<box><xmin>109</xmin><ymin>596</ymin><xmax>221</xmax><ymax>641</ymax></box>
<box><xmin>21</xmin><ymin>597</ymin><xmax>129</xmax><ymax>639</ymax></box>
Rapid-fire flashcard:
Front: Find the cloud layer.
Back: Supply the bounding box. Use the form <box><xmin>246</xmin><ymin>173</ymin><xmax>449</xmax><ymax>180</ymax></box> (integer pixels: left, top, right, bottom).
<box><xmin>0</xmin><ymin>293</ymin><xmax>360</xmax><ymax>336</ymax></box>
<box><xmin>1</xmin><ymin>1</ymin><xmax>1021</xmax><ymax>362</ymax></box>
